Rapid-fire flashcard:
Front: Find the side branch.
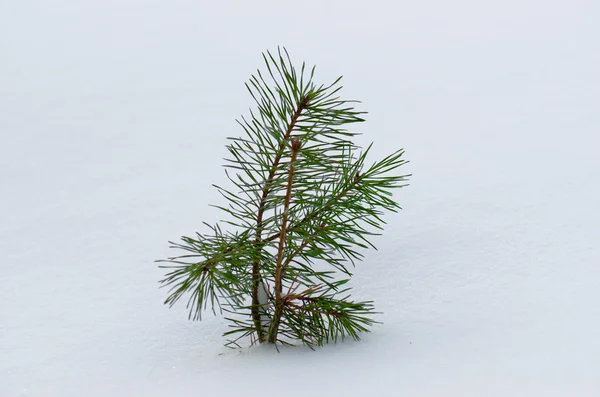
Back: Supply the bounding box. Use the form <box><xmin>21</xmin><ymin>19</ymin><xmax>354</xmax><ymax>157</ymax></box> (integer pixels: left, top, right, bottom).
<box><xmin>265</xmin><ymin>171</ymin><xmax>362</xmax><ymax>243</ymax></box>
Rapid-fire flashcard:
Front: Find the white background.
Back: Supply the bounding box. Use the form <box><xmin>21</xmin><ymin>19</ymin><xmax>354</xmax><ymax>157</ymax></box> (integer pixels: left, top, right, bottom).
<box><xmin>1</xmin><ymin>1</ymin><xmax>599</xmax><ymax>396</ymax></box>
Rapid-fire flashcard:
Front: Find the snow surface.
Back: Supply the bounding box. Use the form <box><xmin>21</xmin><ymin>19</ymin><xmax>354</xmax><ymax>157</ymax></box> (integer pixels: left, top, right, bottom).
<box><xmin>2</xmin><ymin>1</ymin><xmax>599</xmax><ymax>396</ymax></box>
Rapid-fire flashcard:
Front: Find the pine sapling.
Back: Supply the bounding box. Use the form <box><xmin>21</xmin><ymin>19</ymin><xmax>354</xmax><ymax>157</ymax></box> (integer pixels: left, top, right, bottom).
<box><xmin>158</xmin><ymin>48</ymin><xmax>410</xmax><ymax>348</ymax></box>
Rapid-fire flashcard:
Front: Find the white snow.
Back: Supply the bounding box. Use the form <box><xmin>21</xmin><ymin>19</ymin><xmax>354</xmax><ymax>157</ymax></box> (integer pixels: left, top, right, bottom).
<box><xmin>1</xmin><ymin>1</ymin><xmax>599</xmax><ymax>396</ymax></box>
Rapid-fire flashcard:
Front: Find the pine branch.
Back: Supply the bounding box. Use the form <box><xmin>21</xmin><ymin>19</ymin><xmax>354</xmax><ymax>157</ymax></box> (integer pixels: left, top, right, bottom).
<box><xmin>158</xmin><ymin>47</ymin><xmax>409</xmax><ymax>348</ymax></box>
<box><xmin>274</xmin><ymin>283</ymin><xmax>378</xmax><ymax>346</ymax></box>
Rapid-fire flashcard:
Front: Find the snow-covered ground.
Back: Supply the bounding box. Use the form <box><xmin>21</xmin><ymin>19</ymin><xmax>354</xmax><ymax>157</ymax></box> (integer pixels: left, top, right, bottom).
<box><xmin>2</xmin><ymin>1</ymin><xmax>599</xmax><ymax>396</ymax></box>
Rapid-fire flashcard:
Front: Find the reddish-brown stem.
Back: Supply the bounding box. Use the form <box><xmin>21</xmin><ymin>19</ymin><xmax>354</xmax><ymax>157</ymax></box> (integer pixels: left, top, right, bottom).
<box><xmin>251</xmin><ymin>95</ymin><xmax>310</xmax><ymax>343</ymax></box>
<box><xmin>268</xmin><ymin>138</ymin><xmax>301</xmax><ymax>343</ymax></box>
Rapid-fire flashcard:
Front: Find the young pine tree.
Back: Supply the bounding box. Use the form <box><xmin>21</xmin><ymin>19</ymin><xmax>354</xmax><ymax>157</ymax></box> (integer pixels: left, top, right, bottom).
<box><xmin>158</xmin><ymin>48</ymin><xmax>409</xmax><ymax>348</ymax></box>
